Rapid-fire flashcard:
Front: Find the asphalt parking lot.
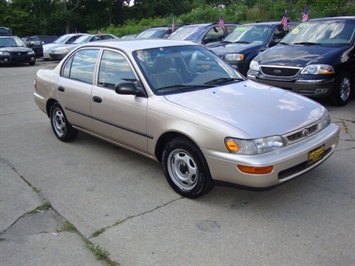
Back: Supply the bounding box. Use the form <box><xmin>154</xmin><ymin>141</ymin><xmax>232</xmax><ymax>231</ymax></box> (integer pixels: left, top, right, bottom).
<box><xmin>0</xmin><ymin>59</ymin><xmax>354</xmax><ymax>265</ymax></box>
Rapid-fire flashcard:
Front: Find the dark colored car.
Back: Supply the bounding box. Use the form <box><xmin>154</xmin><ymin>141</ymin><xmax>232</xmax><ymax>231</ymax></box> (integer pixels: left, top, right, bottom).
<box><xmin>22</xmin><ymin>35</ymin><xmax>58</xmax><ymax>58</ymax></box>
<box><xmin>168</xmin><ymin>22</ymin><xmax>239</xmax><ymax>45</ymax></box>
<box><xmin>0</xmin><ymin>26</ymin><xmax>12</xmax><ymax>36</ymax></box>
<box><xmin>208</xmin><ymin>21</ymin><xmax>299</xmax><ymax>76</ymax></box>
<box><xmin>0</xmin><ymin>35</ymin><xmax>36</xmax><ymax>66</ymax></box>
<box><xmin>247</xmin><ymin>16</ymin><xmax>355</xmax><ymax>106</ymax></box>
<box><xmin>136</xmin><ymin>26</ymin><xmax>178</xmax><ymax>39</ymax></box>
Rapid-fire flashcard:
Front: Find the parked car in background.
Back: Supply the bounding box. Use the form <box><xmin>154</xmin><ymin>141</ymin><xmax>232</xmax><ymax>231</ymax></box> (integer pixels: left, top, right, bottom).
<box><xmin>208</xmin><ymin>21</ymin><xmax>299</xmax><ymax>76</ymax></box>
<box><xmin>168</xmin><ymin>22</ymin><xmax>238</xmax><ymax>45</ymax></box>
<box><xmin>43</xmin><ymin>33</ymin><xmax>88</xmax><ymax>60</ymax></box>
<box><xmin>0</xmin><ymin>35</ymin><xmax>36</xmax><ymax>65</ymax></box>
<box><xmin>121</xmin><ymin>34</ymin><xmax>137</xmax><ymax>39</ymax></box>
<box><xmin>22</xmin><ymin>35</ymin><xmax>58</xmax><ymax>57</ymax></box>
<box><xmin>248</xmin><ymin>16</ymin><xmax>355</xmax><ymax>106</ymax></box>
<box><xmin>0</xmin><ymin>26</ymin><xmax>12</xmax><ymax>36</ymax></box>
<box><xmin>136</xmin><ymin>26</ymin><xmax>178</xmax><ymax>39</ymax></box>
<box><xmin>33</xmin><ymin>39</ymin><xmax>339</xmax><ymax>198</ymax></box>
<box><xmin>49</xmin><ymin>33</ymin><xmax>119</xmax><ymax>60</ymax></box>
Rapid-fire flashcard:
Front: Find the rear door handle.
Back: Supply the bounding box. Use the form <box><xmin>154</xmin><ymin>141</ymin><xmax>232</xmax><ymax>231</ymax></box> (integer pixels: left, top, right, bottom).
<box><xmin>58</xmin><ymin>86</ymin><xmax>65</xmax><ymax>92</ymax></box>
<box><xmin>92</xmin><ymin>96</ymin><xmax>102</xmax><ymax>103</ymax></box>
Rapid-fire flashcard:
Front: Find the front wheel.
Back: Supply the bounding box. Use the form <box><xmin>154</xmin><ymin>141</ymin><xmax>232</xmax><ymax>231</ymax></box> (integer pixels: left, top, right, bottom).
<box><xmin>50</xmin><ymin>103</ymin><xmax>78</xmax><ymax>142</ymax></box>
<box><xmin>330</xmin><ymin>72</ymin><xmax>352</xmax><ymax>106</ymax></box>
<box><xmin>162</xmin><ymin>137</ymin><xmax>214</xmax><ymax>198</ymax></box>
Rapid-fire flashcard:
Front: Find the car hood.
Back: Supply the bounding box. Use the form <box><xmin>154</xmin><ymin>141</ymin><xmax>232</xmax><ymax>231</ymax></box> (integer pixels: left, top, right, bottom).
<box><xmin>208</xmin><ymin>42</ymin><xmax>264</xmax><ymax>55</ymax></box>
<box><xmin>253</xmin><ymin>44</ymin><xmax>347</xmax><ymax>66</ymax></box>
<box><xmin>164</xmin><ymin>79</ymin><xmax>324</xmax><ymax>138</ymax></box>
<box><xmin>43</xmin><ymin>43</ymin><xmax>63</xmax><ymax>52</ymax></box>
<box><xmin>53</xmin><ymin>44</ymin><xmax>78</xmax><ymax>51</ymax></box>
<box><xmin>0</xmin><ymin>47</ymin><xmax>32</xmax><ymax>52</ymax></box>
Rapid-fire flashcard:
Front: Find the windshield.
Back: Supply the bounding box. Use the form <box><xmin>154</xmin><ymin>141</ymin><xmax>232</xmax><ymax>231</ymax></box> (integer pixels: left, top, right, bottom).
<box><xmin>168</xmin><ymin>26</ymin><xmax>206</xmax><ymax>41</ymax></box>
<box><xmin>74</xmin><ymin>35</ymin><xmax>92</xmax><ymax>44</ymax></box>
<box><xmin>54</xmin><ymin>34</ymin><xmax>73</xmax><ymax>44</ymax></box>
<box><xmin>133</xmin><ymin>45</ymin><xmax>243</xmax><ymax>95</ymax></box>
<box><xmin>137</xmin><ymin>29</ymin><xmax>166</xmax><ymax>38</ymax></box>
<box><xmin>224</xmin><ymin>25</ymin><xmax>273</xmax><ymax>43</ymax></box>
<box><xmin>0</xmin><ymin>36</ymin><xmax>27</xmax><ymax>47</ymax></box>
<box><xmin>282</xmin><ymin>20</ymin><xmax>355</xmax><ymax>46</ymax></box>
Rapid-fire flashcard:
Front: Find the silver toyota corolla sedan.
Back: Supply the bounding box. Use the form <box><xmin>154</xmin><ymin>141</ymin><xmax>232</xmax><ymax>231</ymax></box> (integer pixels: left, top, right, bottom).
<box><xmin>33</xmin><ymin>39</ymin><xmax>339</xmax><ymax>198</ymax></box>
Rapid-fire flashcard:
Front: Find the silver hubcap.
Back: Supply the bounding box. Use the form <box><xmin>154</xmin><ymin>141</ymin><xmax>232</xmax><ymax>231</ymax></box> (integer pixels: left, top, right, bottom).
<box><xmin>167</xmin><ymin>149</ymin><xmax>198</xmax><ymax>191</ymax></box>
<box><xmin>340</xmin><ymin>77</ymin><xmax>351</xmax><ymax>102</ymax></box>
<box><xmin>52</xmin><ymin>108</ymin><xmax>66</xmax><ymax>137</ymax></box>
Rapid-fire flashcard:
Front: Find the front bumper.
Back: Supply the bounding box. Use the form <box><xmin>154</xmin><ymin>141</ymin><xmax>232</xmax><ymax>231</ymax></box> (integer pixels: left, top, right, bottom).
<box><xmin>0</xmin><ymin>55</ymin><xmax>36</xmax><ymax>64</ymax></box>
<box><xmin>203</xmin><ymin>123</ymin><xmax>339</xmax><ymax>188</ymax></box>
<box><xmin>49</xmin><ymin>52</ymin><xmax>65</xmax><ymax>60</ymax></box>
<box><xmin>247</xmin><ymin>72</ymin><xmax>335</xmax><ymax>98</ymax></box>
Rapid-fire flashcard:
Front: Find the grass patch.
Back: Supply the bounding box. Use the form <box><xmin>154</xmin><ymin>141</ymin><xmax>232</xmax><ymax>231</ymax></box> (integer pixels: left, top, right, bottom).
<box><xmin>91</xmin><ymin>228</ymin><xmax>105</xmax><ymax>237</ymax></box>
<box><xmin>28</xmin><ymin>201</ymin><xmax>51</xmax><ymax>214</ymax></box>
<box><xmin>87</xmin><ymin>243</ymin><xmax>116</xmax><ymax>265</ymax></box>
<box><xmin>57</xmin><ymin>221</ymin><xmax>77</xmax><ymax>233</ymax></box>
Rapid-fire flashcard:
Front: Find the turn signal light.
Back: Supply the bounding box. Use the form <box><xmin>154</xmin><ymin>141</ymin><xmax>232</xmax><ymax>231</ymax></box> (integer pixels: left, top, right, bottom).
<box><xmin>237</xmin><ymin>165</ymin><xmax>273</xmax><ymax>174</ymax></box>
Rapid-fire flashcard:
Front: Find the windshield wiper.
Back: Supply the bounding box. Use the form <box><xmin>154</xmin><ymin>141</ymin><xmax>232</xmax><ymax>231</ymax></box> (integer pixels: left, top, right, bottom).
<box><xmin>155</xmin><ymin>84</ymin><xmax>215</xmax><ymax>92</ymax></box>
<box><xmin>278</xmin><ymin>41</ymin><xmax>289</xmax><ymax>45</ymax></box>
<box><xmin>234</xmin><ymin>41</ymin><xmax>251</xmax><ymax>44</ymax></box>
<box><xmin>293</xmin><ymin>42</ymin><xmax>321</xmax><ymax>46</ymax></box>
<box><xmin>204</xmin><ymin>77</ymin><xmax>243</xmax><ymax>85</ymax></box>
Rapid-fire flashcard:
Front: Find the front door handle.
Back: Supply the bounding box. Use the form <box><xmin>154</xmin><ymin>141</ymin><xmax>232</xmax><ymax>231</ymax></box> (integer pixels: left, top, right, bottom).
<box><xmin>58</xmin><ymin>86</ymin><xmax>65</xmax><ymax>92</ymax></box>
<box><xmin>92</xmin><ymin>96</ymin><xmax>102</xmax><ymax>103</ymax></box>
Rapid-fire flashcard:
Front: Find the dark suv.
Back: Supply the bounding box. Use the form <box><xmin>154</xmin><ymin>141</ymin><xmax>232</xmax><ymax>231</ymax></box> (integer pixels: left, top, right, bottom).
<box><xmin>208</xmin><ymin>21</ymin><xmax>299</xmax><ymax>76</ymax></box>
<box><xmin>168</xmin><ymin>22</ymin><xmax>238</xmax><ymax>45</ymax></box>
<box><xmin>247</xmin><ymin>16</ymin><xmax>355</xmax><ymax>106</ymax></box>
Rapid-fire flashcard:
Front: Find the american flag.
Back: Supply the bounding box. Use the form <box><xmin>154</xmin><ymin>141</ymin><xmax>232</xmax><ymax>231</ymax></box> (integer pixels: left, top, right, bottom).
<box><xmin>218</xmin><ymin>14</ymin><xmax>225</xmax><ymax>30</ymax></box>
<box><xmin>97</xmin><ymin>28</ymin><xmax>102</xmax><ymax>36</ymax></box>
<box><xmin>302</xmin><ymin>5</ymin><xmax>309</xmax><ymax>22</ymax></box>
<box><xmin>281</xmin><ymin>10</ymin><xmax>288</xmax><ymax>29</ymax></box>
<box><xmin>172</xmin><ymin>17</ymin><xmax>175</xmax><ymax>33</ymax></box>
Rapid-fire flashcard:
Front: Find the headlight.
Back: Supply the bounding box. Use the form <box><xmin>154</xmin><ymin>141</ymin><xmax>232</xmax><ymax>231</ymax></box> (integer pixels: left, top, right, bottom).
<box><xmin>54</xmin><ymin>48</ymin><xmax>68</xmax><ymax>54</ymax></box>
<box><xmin>319</xmin><ymin>111</ymin><xmax>331</xmax><ymax>130</ymax></box>
<box><xmin>249</xmin><ymin>60</ymin><xmax>259</xmax><ymax>71</ymax></box>
<box><xmin>28</xmin><ymin>50</ymin><xmax>35</xmax><ymax>55</ymax></box>
<box><xmin>225</xmin><ymin>136</ymin><xmax>286</xmax><ymax>155</ymax></box>
<box><xmin>225</xmin><ymin>53</ymin><xmax>244</xmax><ymax>61</ymax></box>
<box><xmin>301</xmin><ymin>64</ymin><xmax>334</xmax><ymax>75</ymax></box>
<box><xmin>0</xmin><ymin>51</ymin><xmax>10</xmax><ymax>56</ymax></box>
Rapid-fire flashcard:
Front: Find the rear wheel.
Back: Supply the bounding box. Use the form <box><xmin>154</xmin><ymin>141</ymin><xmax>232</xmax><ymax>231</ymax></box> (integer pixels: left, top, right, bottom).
<box><xmin>162</xmin><ymin>137</ymin><xmax>214</xmax><ymax>198</ymax></box>
<box><xmin>50</xmin><ymin>103</ymin><xmax>78</xmax><ymax>141</ymax></box>
<box><xmin>330</xmin><ymin>72</ymin><xmax>352</xmax><ymax>106</ymax></box>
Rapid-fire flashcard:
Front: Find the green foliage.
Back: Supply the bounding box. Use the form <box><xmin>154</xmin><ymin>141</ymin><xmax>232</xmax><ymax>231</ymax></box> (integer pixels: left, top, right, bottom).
<box><xmin>1</xmin><ymin>0</ymin><xmax>354</xmax><ymax>37</ymax></box>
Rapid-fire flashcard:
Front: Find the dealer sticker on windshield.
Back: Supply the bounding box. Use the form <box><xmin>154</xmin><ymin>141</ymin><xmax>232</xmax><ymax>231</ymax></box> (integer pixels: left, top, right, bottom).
<box><xmin>308</xmin><ymin>145</ymin><xmax>325</xmax><ymax>166</ymax></box>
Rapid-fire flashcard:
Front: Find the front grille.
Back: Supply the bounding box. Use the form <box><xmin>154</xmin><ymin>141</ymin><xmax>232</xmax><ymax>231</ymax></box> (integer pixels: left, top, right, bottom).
<box><xmin>9</xmin><ymin>51</ymin><xmax>27</xmax><ymax>56</ymax></box>
<box><xmin>286</xmin><ymin>124</ymin><xmax>319</xmax><ymax>142</ymax></box>
<box><xmin>260</xmin><ymin>66</ymin><xmax>300</xmax><ymax>77</ymax></box>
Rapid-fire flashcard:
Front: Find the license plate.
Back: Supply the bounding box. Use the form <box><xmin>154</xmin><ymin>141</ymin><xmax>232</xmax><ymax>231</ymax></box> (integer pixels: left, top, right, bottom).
<box><xmin>308</xmin><ymin>145</ymin><xmax>325</xmax><ymax>166</ymax></box>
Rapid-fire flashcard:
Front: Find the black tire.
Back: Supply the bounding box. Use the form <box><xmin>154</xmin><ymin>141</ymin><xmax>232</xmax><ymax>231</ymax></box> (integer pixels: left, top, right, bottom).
<box><xmin>330</xmin><ymin>72</ymin><xmax>352</xmax><ymax>106</ymax></box>
<box><xmin>50</xmin><ymin>103</ymin><xmax>78</xmax><ymax>142</ymax></box>
<box><xmin>162</xmin><ymin>137</ymin><xmax>214</xmax><ymax>198</ymax></box>
<box><xmin>29</xmin><ymin>61</ymin><xmax>35</xmax><ymax>66</ymax></box>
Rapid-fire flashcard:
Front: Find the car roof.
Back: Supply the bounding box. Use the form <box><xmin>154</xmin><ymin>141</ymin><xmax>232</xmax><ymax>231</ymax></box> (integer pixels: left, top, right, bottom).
<box><xmin>241</xmin><ymin>21</ymin><xmax>298</xmax><ymax>26</ymax></box>
<box><xmin>79</xmin><ymin>38</ymin><xmax>199</xmax><ymax>52</ymax></box>
<box><xmin>308</xmin><ymin>16</ymin><xmax>355</xmax><ymax>22</ymax></box>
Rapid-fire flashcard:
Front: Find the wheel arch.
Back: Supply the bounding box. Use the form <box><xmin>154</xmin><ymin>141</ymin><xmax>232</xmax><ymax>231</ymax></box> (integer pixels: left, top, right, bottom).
<box><xmin>46</xmin><ymin>99</ymin><xmax>59</xmax><ymax>118</ymax></box>
<box><xmin>154</xmin><ymin>131</ymin><xmax>198</xmax><ymax>163</ymax></box>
